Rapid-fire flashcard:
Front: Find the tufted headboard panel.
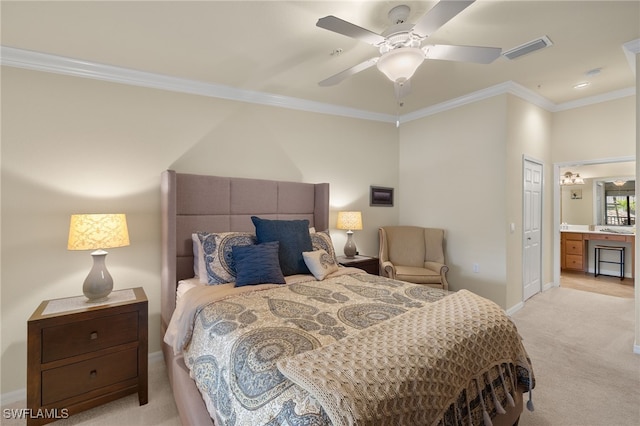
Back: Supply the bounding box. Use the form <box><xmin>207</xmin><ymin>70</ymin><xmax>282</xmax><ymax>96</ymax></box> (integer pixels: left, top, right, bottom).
<box><xmin>160</xmin><ymin>170</ymin><xmax>329</xmax><ymax>330</ymax></box>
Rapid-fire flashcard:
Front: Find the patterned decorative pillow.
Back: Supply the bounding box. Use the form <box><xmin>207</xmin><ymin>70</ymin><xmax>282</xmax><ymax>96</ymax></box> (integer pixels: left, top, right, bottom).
<box><xmin>232</xmin><ymin>241</ymin><xmax>286</xmax><ymax>286</ymax></box>
<box><xmin>310</xmin><ymin>230</ymin><xmax>339</xmax><ymax>265</ymax></box>
<box><xmin>251</xmin><ymin>216</ymin><xmax>313</xmax><ymax>276</ymax></box>
<box><xmin>303</xmin><ymin>249</ymin><xmax>339</xmax><ymax>280</ymax></box>
<box><xmin>192</xmin><ymin>232</ymin><xmax>257</xmax><ymax>284</ymax></box>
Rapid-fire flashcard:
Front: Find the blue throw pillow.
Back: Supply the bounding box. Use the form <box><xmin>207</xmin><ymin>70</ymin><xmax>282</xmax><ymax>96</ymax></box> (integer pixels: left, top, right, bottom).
<box><xmin>232</xmin><ymin>241</ymin><xmax>286</xmax><ymax>286</ymax></box>
<box><xmin>251</xmin><ymin>216</ymin><xmax>313</xmax><ymax>276</ymax></box>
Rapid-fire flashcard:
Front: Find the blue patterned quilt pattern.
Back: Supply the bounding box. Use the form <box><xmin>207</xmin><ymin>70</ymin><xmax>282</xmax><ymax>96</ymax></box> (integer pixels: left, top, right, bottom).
<box><xmin>183</xmin><ymin>272</ymin><xmax>450</xmax><ymax>425</ymax></box>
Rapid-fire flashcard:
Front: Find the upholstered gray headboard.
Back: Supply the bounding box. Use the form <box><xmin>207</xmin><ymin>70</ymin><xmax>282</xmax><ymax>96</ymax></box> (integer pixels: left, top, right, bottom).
<box><xmin>160</xmin><ymin>170</ymin><xmax>330</xmax><ymax>330</ymax></box>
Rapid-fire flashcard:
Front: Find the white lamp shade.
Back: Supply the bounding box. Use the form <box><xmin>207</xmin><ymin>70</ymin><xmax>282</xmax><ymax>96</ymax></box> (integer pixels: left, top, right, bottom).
<box><xmin>376</xmin><ymin>47</ymin><xmax>425</xmax><ymax>83</ymax></box>
<box><xmin>336</xmin><ymin>211</ymin><xmax>363</xmax><ymax>231</ymax></box>
<box><xmin>68</xmin><ymin>214</ymin><xmax>130</xmax><ymax>251</ymax></box>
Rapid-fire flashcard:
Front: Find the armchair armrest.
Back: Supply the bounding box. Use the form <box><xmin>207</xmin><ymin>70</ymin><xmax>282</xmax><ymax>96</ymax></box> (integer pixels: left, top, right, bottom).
<box><xmin>380</xmin><ymin>260</ymin><xmax>396</xmax><ymax>279</ymax></box>
<box><xmin>425</xmin><ymin>261</ymin><xmax>449</xmax><ymax>291</ymax></box>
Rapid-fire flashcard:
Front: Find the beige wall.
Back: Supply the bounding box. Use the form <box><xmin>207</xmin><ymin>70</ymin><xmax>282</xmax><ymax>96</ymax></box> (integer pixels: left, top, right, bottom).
<box><xmin>552</xmin><ymin>96</ymin><xmax>635</xmax><ymax>163</ymax></box>
<box><xmin>398</xmin><ymin>96</ymin><xmax>509</xmax><ymax>306</ymax></box>
<box><xmin>504</xmin><ymin>96</ymin><xmax>553</xmax><ymax>309</ymax></box>
<box><xmin>0</xmin><ymin>67</ymin><xmax>399</xmax><ymax>394</ymax></box>
<box><xmin>398</xmin><ymin>95</ymin><xmax>554</xmax><ymax>310</ymax></box>
<box><xmin>561</xmin><ymin>179</ymin><xmax>595</xmax><ymax>225</ymax></box>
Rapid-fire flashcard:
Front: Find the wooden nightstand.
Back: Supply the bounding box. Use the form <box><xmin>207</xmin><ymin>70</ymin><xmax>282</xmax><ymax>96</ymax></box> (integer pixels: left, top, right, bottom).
<box><xmin>27</xmin><ymin>287</ymin><xmax>148</xmax><ymax>425</ymax></box>
<box><xmin>337</xmin><ymin>255</ymin><xmax>380</xmax><ymax>275</ymax></box>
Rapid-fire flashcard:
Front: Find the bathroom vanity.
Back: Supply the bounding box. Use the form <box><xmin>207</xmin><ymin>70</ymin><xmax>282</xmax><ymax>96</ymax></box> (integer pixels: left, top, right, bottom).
<box><xmin>561</xmin><ymin>227</ymin><xmax>635</xmax><ymax>277</ymax></box>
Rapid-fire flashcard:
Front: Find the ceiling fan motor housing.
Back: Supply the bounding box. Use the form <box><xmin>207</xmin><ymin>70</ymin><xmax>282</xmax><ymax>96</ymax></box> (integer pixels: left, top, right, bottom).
<box><xmin>380</xmin><ymin>23</ymin><xmax>422</xmax><ymax>54</ymax></box>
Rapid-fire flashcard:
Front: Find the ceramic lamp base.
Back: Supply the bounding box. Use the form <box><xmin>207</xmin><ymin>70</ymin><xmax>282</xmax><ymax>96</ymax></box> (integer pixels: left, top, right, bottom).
<box><xmin>343</xmin><ymin>231</ymin><xmax>357</xmax><ymax>258</ymax></box>
<box><xmin>83</xmin><ymin>249</ymin><xmax>113</xmax><ymax>302</ymax></box>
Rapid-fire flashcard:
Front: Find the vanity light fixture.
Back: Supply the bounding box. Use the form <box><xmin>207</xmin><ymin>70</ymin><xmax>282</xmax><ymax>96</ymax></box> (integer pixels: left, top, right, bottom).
<box><xmin>560</xmin><ymin>171</ymin><xmax>585</xmax><ymax>185</ymax></box>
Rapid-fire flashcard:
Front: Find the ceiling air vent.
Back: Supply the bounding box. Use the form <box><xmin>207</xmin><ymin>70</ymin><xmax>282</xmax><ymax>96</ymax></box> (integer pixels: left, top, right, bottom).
<box><xmin>502</xmin><ymin>36</ymin><xmax>553</xmax><ymax>60</ymax></box>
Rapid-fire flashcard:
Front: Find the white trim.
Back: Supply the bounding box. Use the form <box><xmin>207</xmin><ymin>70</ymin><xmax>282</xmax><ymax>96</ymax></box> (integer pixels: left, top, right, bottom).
<box><xmin>623</xmin><ymin>38</ymin><xmax>640</xmax><ymax>76</ymax></box>
<box><xmin>0</xmin><ymin>388</ymin><xmax>26</xmax><ymax>406</ymax></box>
<box><xmin>0</xmin><ymin>46</ymin><xmax>395</xmax><ymax>124</ymax></box>
<box><xmin>506</xmin><ymin>301</ymin><xmax>524</xmax><ymax>316</ymax></box>
<box><xmin>0</xmin><ymin>351</ymin><xmax>165</xmax><ymax>406</ymax></box>
<box><xmin>553</xmin><ymin>87</ymin><xmax>636</xmax><ymax>112</ymax></box>
<box><xmin>1</xmin><ymin>46</ymin><xmax>635</xmax><ymax>124</ymax></box>
<box><xmin>148</xmin><ymin>350</ymin><xmax>163</xmax><ymax>364</ymax></box>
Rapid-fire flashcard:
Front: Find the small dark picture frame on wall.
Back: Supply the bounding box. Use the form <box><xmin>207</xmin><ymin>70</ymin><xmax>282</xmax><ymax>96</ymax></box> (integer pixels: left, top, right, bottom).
<box><xmin>370</xmin><ymin>186</ymin><xmax>394</xmax><ymax>206</ymax></box>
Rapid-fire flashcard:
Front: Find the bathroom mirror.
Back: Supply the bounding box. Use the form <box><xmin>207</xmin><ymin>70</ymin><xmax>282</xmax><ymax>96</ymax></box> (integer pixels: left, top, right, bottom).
<box><xmin>560</xmin><ymin>161</ymin><xmax>635</xmax><ymax>226</ymax></box>
<box><xmin>594</xmin><ymin>179</ymin><xmax>635</xmax><ymax>226</ymax></box>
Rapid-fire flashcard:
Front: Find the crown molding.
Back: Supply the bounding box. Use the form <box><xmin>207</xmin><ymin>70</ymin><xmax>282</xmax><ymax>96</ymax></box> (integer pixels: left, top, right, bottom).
<box><xmin>0</xmin><ymin>46</ymin><xmax>396</xmax><ymax>123</ymax></box>
<box><xmin>553</xmin><ymin>87</ymin><xmax>636</xmax><ymax>112</ymax></box>
<box><xmin>400</xmin><ymin>81</ymin><xmax>556</xmax><ymax>124</ymax></box>
<box><xmin>1</xmin><ymin>46</ymin><xmax>635</xmax><ymax>125</ymax></box>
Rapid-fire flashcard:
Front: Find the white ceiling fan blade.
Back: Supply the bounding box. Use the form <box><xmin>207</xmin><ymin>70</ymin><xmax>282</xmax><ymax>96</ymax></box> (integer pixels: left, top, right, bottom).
<box><xmin>319</xmin><ymin>57</ymin><xmax>379</xmax><ymax>86</ymax></box>
<box><xmin>423</xmin><ymin>44</ymin><xmax>502</xmax><ymax>64</ymax></box>
<box><xmin>412</xmin><ymin>0</ymin><xmax>475</xmax><ymax>38</ymax></box>
<box><xmin>316</xmin><ymin>16</ymin><xmax>386</xmax><ymax>46</ymax></box>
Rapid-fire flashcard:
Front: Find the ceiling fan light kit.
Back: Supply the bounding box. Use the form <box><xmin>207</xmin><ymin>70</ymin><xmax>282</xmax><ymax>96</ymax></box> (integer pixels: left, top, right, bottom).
<box><xmin>377</xmin><ymin>47</ymin><xmax>425</xmax><ymax>83</ymax></box>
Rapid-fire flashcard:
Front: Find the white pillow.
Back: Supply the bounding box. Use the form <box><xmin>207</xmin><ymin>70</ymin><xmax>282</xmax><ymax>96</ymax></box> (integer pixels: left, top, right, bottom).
<box><xmin>303</xmin><ymin>249</ymin><xmax>339</xmax><ymax>280</ymax></box>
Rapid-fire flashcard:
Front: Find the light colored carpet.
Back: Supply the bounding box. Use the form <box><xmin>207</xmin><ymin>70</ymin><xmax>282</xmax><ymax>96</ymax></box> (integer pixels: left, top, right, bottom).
<box><xmin>3</xmin><ymin>287</ymin><xmax>638</xmax><ymax>425</ymax></box>
<box><xmin>1</xmin><ymin>357</ymin><xmax>181</xmax><ymax>426</ymax></box>
<box><xmin>513</xmin><ymin>287</ymin><xmax>640</xmax><ymax>426</ymax></box>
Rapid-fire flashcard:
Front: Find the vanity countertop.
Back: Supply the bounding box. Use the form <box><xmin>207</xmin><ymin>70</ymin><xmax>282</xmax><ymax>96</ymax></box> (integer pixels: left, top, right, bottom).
<box><xmin>560</xmin><ymin>229</ymin><xmax>635</xmax><ymax>235</ymax></box>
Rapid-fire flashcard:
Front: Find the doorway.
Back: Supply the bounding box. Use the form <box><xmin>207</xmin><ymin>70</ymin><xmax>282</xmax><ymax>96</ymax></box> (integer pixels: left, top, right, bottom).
<box><xmin>554</xmin><ymin>156</ymin><xmax>636</xmax><ymax>298</ymax></box>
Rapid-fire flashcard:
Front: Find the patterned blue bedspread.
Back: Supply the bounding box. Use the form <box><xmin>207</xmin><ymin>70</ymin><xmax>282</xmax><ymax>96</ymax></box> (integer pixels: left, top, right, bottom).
<box><xmin>181</xmin><ymin>272</ymin><xmax>531</xmax><ymax>425</ymax></box>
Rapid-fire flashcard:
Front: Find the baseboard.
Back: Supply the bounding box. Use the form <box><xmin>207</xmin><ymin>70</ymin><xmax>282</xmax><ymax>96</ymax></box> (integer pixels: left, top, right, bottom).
<box><xmin>0</xmin><ymin>351</ymin><xmax>164</xmax><ymax>406</ymax></box>
<box><xmin>148</xmin><ymin>350</ymin><xmax>163</xmax><ymax>364</ymax></box>
<box><xmin>0</xmin><ymin>388</ymin><xmax>26</xmax><ymax>406</ymax></box>
<box><xmin>507</xmin><ymin>281</ymin><xmax>557</xmax><ymax>316</ymax></box>
<box><xmin>506</xmin><ymin>301</ymin><xmax>524</xmax><ymax>316</ymax></box>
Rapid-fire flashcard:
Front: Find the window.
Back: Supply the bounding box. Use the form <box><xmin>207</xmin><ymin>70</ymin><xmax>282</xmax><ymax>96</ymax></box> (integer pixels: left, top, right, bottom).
<box><xmin>604</xmin><ymin>181</ymin><xmax>635</xmax><ymax>226</ymax></box>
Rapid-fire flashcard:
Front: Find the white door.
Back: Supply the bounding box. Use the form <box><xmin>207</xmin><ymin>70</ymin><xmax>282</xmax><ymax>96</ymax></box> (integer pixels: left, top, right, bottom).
<box><xmin>523</xmin><ymin>159</ymin><xmax>543</xmax><ymax>300</ymax></box>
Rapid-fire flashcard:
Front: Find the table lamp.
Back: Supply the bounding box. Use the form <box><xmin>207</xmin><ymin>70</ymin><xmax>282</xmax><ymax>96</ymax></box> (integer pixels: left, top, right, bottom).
<box><xmin>68</xmin><ymin>213</ymin><xmax>130</xmax><ymax>302</ymax></box>
<box><xmin>336</xmin><ymin>211</ymin><xmax>363</xmax><ymax>258</ymax></box>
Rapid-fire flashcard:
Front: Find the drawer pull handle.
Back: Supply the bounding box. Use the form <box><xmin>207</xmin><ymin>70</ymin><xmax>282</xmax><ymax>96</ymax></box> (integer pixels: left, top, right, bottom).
<box><xmin>90</xmin><ymin>332</ymin><xmax>98</xmax><ymax>340</ymax></box>
<box><xmin>90</xmin><ymin>370</ymin><xmax>97</xmax><ymax>378</ymax></box>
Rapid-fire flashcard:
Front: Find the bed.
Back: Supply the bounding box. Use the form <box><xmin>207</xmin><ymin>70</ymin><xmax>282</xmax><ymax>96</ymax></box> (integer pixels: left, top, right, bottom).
<box><xmin>160</xmin><ymin>170</ymin><xmax>533</xmax><ymax>426</ymax></box>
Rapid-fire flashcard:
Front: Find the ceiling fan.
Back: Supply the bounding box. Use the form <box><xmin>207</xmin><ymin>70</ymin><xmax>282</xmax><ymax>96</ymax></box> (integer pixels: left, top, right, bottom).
<box><xmin>316</xmin><ymin>0</ymin><xmax>501</xmax><ymax>96</ymax></box>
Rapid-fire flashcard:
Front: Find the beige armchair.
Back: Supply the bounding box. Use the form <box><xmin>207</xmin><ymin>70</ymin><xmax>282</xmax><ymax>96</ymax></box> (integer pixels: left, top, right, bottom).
<box><xmin>378</xmin><ymin>226</ymin><xmax>449</xmax><ymax>290</ymax></box>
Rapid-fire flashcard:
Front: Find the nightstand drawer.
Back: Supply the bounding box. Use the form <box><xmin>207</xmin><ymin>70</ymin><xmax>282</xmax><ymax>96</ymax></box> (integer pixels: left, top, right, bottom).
<box><xmin>42</xmin><ymin>312</ymin><xmax>138</xmax><ymax>363</ymax></box>
<box><xmin>42</xmin><ymin>347</ymin><xmax>138</xmax><ymax>405</ymax></box>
